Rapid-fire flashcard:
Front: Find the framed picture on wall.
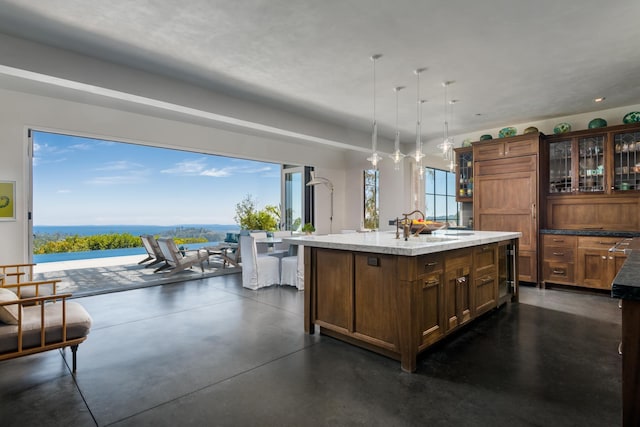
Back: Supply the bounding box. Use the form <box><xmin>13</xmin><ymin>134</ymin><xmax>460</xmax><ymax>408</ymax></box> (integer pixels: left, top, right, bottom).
<box><xmin>0</xmin><ymin>181</ymin><xmax>16</xmax><ymax>221</ymax></box>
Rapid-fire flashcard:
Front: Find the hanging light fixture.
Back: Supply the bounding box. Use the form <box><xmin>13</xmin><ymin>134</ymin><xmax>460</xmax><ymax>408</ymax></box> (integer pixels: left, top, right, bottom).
<box><xmin>367</xmin><ymin>54</ymin><xmax>383</xmax><ymax>169</ymax></box>
<box><xmin>412</xmin><ymin>68</ymin><xmax>426</xmax><ymax>179</ymax></box>
<box><xmin>438</xmin><ymin>81</ymin><xmax>456</xmax><ymax>165</ymax></box>
<box><xmin>389</xmin><ymin>85</ymin><xmax>405</xmax><ymax>170</ymax></box>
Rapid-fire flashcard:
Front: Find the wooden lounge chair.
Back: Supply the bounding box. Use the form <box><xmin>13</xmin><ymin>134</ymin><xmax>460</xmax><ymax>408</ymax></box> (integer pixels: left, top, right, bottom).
<box><xmin>156</xmin><ymin>238</ymin><xmax>209</xmax><ymax>276</ymax></box>
<box><xmin>0</xmin><ymin>263</ymin><xmax>59</xmax><ymax>298</ymax></box>
<box><xmin>0</xmin><ymin>285</ymin><xmax>92</xmax><ymax>372</ymax></box>
<box><xmin>139</xmin><ymin>235</ymin><xmax>167</xmax><ymax>268</ymax></box>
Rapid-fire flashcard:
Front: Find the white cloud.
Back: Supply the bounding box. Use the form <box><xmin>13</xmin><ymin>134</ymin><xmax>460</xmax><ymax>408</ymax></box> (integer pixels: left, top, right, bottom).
<box><xmin>161</xmin><ymin>158</ymin><xmax>207</xmax><ymax>175</ymax></box>
<box><xmin>201</xmin><ymin>168</ymin><xmax>233</xmax><ymax>177</ymax></box>
<box><xmin>96</xmin><ymin>160</ymin><xmax>144</xmax><ymax>171</ymax></box>
<box><xmin>56</xmin><ymin>189</ymin><xmax>71</xmax><ymax>193</ymax></box>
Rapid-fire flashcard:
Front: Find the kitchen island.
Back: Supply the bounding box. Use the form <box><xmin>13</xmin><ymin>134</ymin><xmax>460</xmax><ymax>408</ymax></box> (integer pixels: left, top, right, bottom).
<box><xmin>285</xmin><ymin>230</ymin><xmax>521</xmax><ymax>372</ymax></box>
<box><xmin>611</xmin><ymin>237</ymin><xmax>640</xmax><ymax>427</ymax></box>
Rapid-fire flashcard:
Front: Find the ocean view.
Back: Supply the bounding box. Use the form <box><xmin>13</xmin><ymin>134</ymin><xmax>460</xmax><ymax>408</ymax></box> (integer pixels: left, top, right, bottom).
<box><xmin>33</xmin><ymin>224</ymin><xmax>239</xmax><ymax>263</ymax></box>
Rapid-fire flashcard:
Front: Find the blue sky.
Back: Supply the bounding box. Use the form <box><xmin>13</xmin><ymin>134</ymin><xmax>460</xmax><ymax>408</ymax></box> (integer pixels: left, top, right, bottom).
<box><xmin>32</xmin><ymin>131</ymin><xmax>281</xmax><ymax>226</ymax></box>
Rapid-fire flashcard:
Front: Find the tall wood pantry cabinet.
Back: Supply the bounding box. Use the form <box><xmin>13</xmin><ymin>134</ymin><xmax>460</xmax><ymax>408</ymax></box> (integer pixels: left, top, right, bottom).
<box><xmin>473</xmin><ymin>132</ymin><xmax>541</xmax><ymax>284</ymax></box>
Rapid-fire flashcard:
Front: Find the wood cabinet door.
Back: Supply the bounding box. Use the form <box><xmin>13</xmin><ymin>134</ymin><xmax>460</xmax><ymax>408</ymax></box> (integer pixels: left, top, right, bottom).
<box><xmin>473</xmin><ymin>244</ymin><xmax>498</xmax><ymax>315</ymax></box>
<box><xmin>577</xmin><ymin>248</ymin><xmax>609</xmax><ymax>289</ymax></box>
<box><xmin>444</xmin><ymin>250</ymin><xmax>472</xmax><ymax>333</ymax></box>
<box><xmin>315</xmin><ymin>249</ymin><xmax>353</xmax><ymax>331</ymax></box>
<box><xmin>474</xmin><ymin>158</ymin><xmax>538</xmax><ymax>283</ymax></box>
<box><xmin>420</xmin><ymin>271</ymin><xmax>444</xmax><ymax>347</ymax></box>
<box><xmin>354</xmin><ymin>253</ymin><xmax>397</xmax><ymax>347</ymax></box>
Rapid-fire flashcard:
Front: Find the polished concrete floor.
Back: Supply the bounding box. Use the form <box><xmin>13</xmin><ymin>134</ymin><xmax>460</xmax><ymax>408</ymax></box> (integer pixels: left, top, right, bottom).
<box><xmin>0</xmin><ymin>276</ymin><xmax>622</xmax><ymax>426</ymax></box>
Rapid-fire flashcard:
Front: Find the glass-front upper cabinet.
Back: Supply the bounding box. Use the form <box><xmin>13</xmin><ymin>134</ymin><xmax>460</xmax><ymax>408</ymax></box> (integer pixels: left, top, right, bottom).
<box><xmin>613</xmin><ymin>130</ymin><xmax>640</xmax><ymax>191</ymax></box>
<box><xmin>454</xmin><ymin>147</ymin><xmax>473</xmax><ymax>202</ymax></box>
<box><xmin>577</xmin><ymin>135</ymin><xmax>605</xmax><ymax>192</ymax></box>
<box><xmin>548</xmin><ymin>139</ymin><xmax>572</xmax><ymax>193</ymax></box>
<box><xmin>545</xmin><ymin>123</ymin><xmax>640</xmax><ymax>195</ymax></box>
<box><xmin>547</xmin><ymin>134</ymin><xmax>605</xmax><ymax>194</ymax></box>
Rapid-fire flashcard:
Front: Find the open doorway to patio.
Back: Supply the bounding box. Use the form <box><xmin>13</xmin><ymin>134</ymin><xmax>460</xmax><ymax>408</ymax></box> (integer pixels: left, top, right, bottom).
<box><xmin>28</xmin><ymin>129</ymin><xmax>284</xmax><ymax>295</ymax></box>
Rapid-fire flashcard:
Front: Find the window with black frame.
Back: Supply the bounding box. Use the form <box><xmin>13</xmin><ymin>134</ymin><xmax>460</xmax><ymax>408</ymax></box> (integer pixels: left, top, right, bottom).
<box><xmin>424</xmin><ymin>167</ymin><xmax>459</xmax><ymax>225</ymax></box>
<box><xmin>363</xmin><ymin>169</ymin><xmax>379</xmax><ymax>229</ymax></box>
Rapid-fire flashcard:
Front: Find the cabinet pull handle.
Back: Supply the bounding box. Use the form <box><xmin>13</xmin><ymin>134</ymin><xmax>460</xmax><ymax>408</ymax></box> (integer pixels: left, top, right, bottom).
<box><xmin>552</xmin><ymin>239</ymin><xmax>564</xmax><ymax>243</ymax></box>
<box><xmin>618</xmin><ymin>341</ymin><xmax>623</xmax><ymax>356</ymax></box>
<box><xmin>480</xmin><ymin>276</ymin><xmax>493</xmax><ymax>284</ymax></box>
<box><xmin>425</xmin><ymin>279</ymin><xmax>439</xmax><ymax>286</ymax></box>
<box><xmin>619</xmin><ymin>300</ymin><xmax>623</xmax><ymax>309</ymax></box>
<box><xmin>552</xmin><ymin>269</ymin><xmax>565</xmax><ymax>275</ymax></box>
<box><xmin>552</xmin><ymin>252</ymin><xmax>564</xmax><ymax>256</ymax></box>
<box><xmin>531</xmin><ymin>203</ymin><xmax>536</xmax><ymax>220</ymax></box>
<box><xmin>426</xmin><ymin>262</ymin><xmax>438</xmax><ymax>267</ymax></box>
<box><xmin>456</xmin><ymin>277</ymin><xmax>467</xmax><ymax>284</ymax></box>
<box><xmin>601</xmin><ymin>256</ymin><xmax>607</xmax><ymax>260</ymax></box>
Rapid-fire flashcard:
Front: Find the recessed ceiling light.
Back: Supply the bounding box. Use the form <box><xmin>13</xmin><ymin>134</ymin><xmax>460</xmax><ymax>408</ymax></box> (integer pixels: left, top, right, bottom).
<box><xmin>594</xmin><ymin>97</ymin><xmax>606</xmax><ymax>103</ymax></box>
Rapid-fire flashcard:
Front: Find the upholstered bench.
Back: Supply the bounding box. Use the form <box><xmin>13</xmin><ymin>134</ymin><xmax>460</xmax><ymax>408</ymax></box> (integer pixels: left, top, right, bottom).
<box><xmin>0</xmin><ymin>287</ymin><xmax>92</xmax><ymax>372</ymax></box>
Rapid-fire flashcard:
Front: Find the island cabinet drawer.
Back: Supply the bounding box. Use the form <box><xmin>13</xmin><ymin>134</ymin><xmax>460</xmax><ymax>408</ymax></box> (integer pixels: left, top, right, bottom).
<box><xmin>473</xmin><ymin>244</ymin><xmax>497</xmax><ymax>271</ymax></box>
<box><xmin>544</xmin><ymin>246</ymin><xmax>575</xmax><ymax>263</ymax></box>
<box><xmin>542</xmin><ymin>234</ymin><xmax>577</xmax><ymax>248</ymax></box>
<box><xmin>474</xmin><ymin>268</ymin><xmax>497</xmax><ymax>316</ymax></box>
<box><xmin>543</xmin><ymin>261</ymin><xmax>575</xmax><ymax>284</ymax></box>
<box><xmin>577</xmin><ymin>236</ymin><xmax>622</xmax><ymax>249</ymax></box>
<box><xmin>416</xmin><ymin>253</ymin><xmax>444</xmax><ymax>277</ymax></box>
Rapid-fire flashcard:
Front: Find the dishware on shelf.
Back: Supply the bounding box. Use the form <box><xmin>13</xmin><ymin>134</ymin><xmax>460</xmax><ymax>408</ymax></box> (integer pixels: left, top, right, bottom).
<box><xmin>498</xmin><ymin>127</ymin><xmax>517</xmax><ymax>138</ymax></box>
<box><xmin>524</xmin><ymin>126</ymin><xmax>538</xmax><ymax>134</ymax></box>
<box><xmin>479</xmin><ymin>134</ymin><xmax>492</xmax><ymax>141</ymax></box>
<box><xmin>622</xmin><ymin>111</ymin><xmax>640</xmax><ymax>124</ymax></box>
<box><xmin>553</xmin><ymin>122</ymin><xmax>572</xmax><ymax>134</ymax></box>
<box><xmin>588</xmin><ymin>118</ymin><xmax>607</xmax><ymax>129</ymax></box>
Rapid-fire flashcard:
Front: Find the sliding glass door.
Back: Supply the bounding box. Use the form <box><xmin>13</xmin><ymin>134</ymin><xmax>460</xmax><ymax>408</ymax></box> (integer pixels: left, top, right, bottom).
<box><xmin>281</xmin><ymin>166</ymin><xmax>313</xmax><ymax>231</ymax></box>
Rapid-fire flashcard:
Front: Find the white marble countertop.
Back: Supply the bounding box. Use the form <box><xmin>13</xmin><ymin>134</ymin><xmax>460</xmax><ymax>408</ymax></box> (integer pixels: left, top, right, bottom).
<box><xmin>283</xmin><ymin>230</ymin><xmax>521</xmax><ymax>256</ymax></box>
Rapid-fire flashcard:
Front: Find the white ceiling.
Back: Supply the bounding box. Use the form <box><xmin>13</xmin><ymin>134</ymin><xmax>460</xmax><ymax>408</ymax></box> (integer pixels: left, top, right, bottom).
<box><xmin>0</xmin><ymin>0</ymin><xmax>639</xmax><ymax>146</ymax></box>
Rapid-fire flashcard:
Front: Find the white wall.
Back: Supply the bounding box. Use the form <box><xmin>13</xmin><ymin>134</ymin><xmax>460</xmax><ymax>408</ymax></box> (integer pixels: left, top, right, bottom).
<box><xmin>0</xmin><ymin>87</ymin><xmax>354</xmax><ymax>262</ymax></box>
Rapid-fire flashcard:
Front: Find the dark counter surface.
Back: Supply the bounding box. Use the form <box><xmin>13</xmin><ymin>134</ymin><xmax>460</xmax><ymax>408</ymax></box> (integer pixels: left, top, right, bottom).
<box><xmin>541</xmin><ymin>229</ymin><xmax>640</xmax><ymax>238</ymax></box>
<box><xmin>611</xmin><ymin>238</ymin><xmax>640</xmax><ymax>301</ymax></box>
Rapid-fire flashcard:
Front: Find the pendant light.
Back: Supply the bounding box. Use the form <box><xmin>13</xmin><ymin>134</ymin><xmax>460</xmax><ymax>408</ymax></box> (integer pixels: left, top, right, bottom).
<box><xmin>367</xmin><ymin>54</ymin><xmax>383</xmax><ymax>169</ymax></box>
<box><xmin>389</xmin><ymin>85</ymin><xmax>406</xmax><ymax>170</ymax></box>
<box><xmin>438</xmin><ymin>81</ymin><xmax>456</xmax><ymax>164</ymax></box>
<box><xmin>412</xmin><ymin>68</ymin><xmax>426</xmax><ymax>179</ymax></box>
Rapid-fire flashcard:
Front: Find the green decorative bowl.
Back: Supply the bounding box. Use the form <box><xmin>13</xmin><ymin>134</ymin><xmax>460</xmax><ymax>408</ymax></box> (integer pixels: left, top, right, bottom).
<box><xmin>623</xmin><ymin>112</ymin><xmax>640</xmax><ymax>124</ymax></box>
<box><xmin>479</xmin><ymin>134</ymin><xmax>493</xmax><ymax>141</ymax></box>
<box><xmin>523</xmin><ymin>126</ymin><xmax>539</xmax><ymax>134</ymax></box>
<box><xmin>553</xmin><ymin>122</ymin><xmax>572</xmax><ymax>134</ymax></box>
<box><xmin>498</xmin><ymin>127</ymin><xmax>517</xmax><ymax>138</ymax></box>
<box><xmin>588</xmin><ymin>118</ymin><xmax>607</xmax><ymax>129</ymax></box>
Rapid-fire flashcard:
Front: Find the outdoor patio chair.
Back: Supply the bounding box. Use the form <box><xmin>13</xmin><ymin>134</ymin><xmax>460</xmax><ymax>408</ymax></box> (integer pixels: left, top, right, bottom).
<box><xmin>156</xmin><ymin>238</ymin><xmax>209</xmax><ymax>276</ymax></box>
<box><xmin>139</xmin><ymin>235</ymin><xmax>167</xmax><ymax>268</ymax></box>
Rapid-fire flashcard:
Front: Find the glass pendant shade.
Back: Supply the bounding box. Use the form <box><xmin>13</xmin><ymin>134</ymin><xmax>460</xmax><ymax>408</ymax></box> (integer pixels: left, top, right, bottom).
<box><xmin>412</xmin><ymin>68</ymin><xmax>426</xmax><ymax>163</ymax></box>
<box><xmin>389</xmin><ymin>85</ymin><xmax>405</xmax><ymax>170</ymax></box>
<box><xmin>367</xmin><ymin>54</ymin><xmax>383</xmax><ymax>168</ymax></box>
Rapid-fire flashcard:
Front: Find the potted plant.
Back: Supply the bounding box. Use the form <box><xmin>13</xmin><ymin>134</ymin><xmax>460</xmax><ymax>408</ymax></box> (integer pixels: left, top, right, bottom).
<box><xmin>301</xmin><ymin>223</ymin><xmax>315</xmax><ymax>235</ymax></box>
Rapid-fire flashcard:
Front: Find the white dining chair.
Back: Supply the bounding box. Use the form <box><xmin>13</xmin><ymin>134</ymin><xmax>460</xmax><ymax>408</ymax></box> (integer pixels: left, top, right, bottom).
<box><xmin>239</xmin><ymin>235</ymin><xmax>280</xmax><ymax>290</ymax></box>
<box><xmin>280</xmin><ymin>245</ymin><xmax>304</xmax><ymax>290</ymax></box>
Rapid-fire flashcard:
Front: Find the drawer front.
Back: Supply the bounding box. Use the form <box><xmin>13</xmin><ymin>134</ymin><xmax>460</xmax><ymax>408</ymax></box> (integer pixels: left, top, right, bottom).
<box><xmin>578</xmin><ymin>236</ymin><xmax>621</xmax><ymax>250</ymax></box>
<box><xmin>543</xmin><ymin>261</ymin><xmax>575</xmax><ymax>284</ymax></box>
<box><xmin>417</xmin><ymin>253</ymin><xmax>444</xmax><ymax>276</ymax></box>
<box><xmin>542</xmin><ymin>234</ymin><xmax>577</xmax><ymax>248</ymax></box>
<box><xmin>544</xmin><ymin>246</ymin><xmax>575</xmax><ymax>263</ymax></box>
<box><xmin>473</xmin><ymin>244</ymin><xmax>497</xmax><ymax>270</ymax></box>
